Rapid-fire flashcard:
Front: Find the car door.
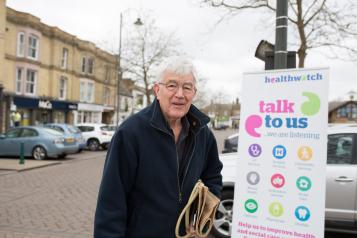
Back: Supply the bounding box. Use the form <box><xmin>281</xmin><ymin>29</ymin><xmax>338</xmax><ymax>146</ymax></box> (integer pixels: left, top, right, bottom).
<box><xmin>19</xmin><ymin>128</ymin><xmax>39</xmax><ymax>156</ymax></box>
<box><xmin>325</xmin><ymin>133</ymin><xmax>357</xmax><ymax>222</ymax></box>
<box><xmin>0</xmin><ymin>128</ymin><xmax>23</xmax><ymax>156</ymax></box>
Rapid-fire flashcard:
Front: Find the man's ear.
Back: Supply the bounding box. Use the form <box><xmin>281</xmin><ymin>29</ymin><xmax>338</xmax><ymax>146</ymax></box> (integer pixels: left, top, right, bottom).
<box><xmin>153</xmin><ymin>83</ymin><xmax>160</xmax><ymax>97</ymax></box>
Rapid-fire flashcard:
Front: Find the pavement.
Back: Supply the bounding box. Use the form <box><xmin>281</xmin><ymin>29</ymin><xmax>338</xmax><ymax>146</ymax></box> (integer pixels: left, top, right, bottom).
<box><xmin>0</xmin><ymin>151</ymin><xmax>105</xmax><ymax>238</ymax></box>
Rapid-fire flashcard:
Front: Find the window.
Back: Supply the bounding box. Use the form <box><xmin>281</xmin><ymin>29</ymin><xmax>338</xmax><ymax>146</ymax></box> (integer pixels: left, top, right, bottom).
<box><xmin>88</xmin><ymin>58</ymin><xmax>94</xmax><ymax>74</ymax></box>
<box><xmin>103</xmin><ymin>87</ymin><xmax>110</xmax><ymax>105</ymax></box>
<box><xmin>87</xmin><ymin>82</ymin><xmax>94</xmax><ymax>102</ymax></box>
<box><xmin>81</xmin><ymin>57</ymin><xmax>86</xmax><ymax>73</ymax></box>
<box><xmin>136</xmin><ymin>94</ymin><xmax>144</xmax><ymax>107</ymax></box>
<box><xmin>20</xmin><ymin>128</ymin><xmax>38</xmax><ymax>137</ymax></box>
<box><xmin>25</xmin><ymin>70</ymin><xmax>36</xmax><ymax>95</ymax></box>
<box><xmin>61</xmin><ymin>48</ymin><xmax>68</xmax><ymax>69</ymax></box>
<box><xmin>337</xmin><ymin>107</ymin><xmax>347</xmax><ymax>118</ymax></box>
<box><xmin>337</xmin><ymin>104</ymin><xmax>357</xmax><ymax>119</ymax></box>
<box><xmin>59</xmin><ymin>76</ymin><xmax>67</xmax><ymax>99</ymax></box>
<box><xmin>28</xmin><ymin>35</ymin><xmax>39</xmax><ymax>59</ymax></box>
<box><xmin>16</xmin><ymin>68</ymin><xmax>23</xmax><ymax>94</ymax></box>
<box><xmin>80</xmin><ymin>80</ymin><xmax>94</xmax><ymax>103</ymax></box>
<box><xmin>105</xmin><ymin>65</ymin><xmax>111</xmax><ymax>82</ymax></box>
<box><xmin>80</xmin><ymin>81</ymin><xmax>86</xmax><ymax>102</ymax></box>
<box><xmin>6</xmin><ymin>129</ymin><xmax>21</xmax><ymax>138</ymax></box>
<box><xmin>327</xmin><ymin>134</ymin><xmax>354</xmax><ymax>164</ymax></box>
<box><xmin>17</xmin><ymin>32</ymin><xmax>25</xmax><ymax>57</ymax></box>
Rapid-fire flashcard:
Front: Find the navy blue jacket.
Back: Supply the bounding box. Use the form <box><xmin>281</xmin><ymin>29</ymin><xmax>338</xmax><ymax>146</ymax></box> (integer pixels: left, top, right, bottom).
<box><xmin>94</xmin><ymin>99</ymin><xmax>223</xmax><ymax>238</ymax></box>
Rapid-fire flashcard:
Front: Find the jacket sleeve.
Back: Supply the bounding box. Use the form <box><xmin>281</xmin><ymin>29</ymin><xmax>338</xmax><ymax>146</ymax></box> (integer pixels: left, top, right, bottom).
<box><xmin>94</xmin><ymin>128</ymin><xmax>138</xmax><ymax>238</ymax></box>
<box><xmin>200</xmin><ymin>129</ymin><xmax>223</xmax><ymax>198</ymax></box>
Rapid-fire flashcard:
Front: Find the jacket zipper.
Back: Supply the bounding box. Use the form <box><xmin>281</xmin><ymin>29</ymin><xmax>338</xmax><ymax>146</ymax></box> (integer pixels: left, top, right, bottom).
<box><xmin>150</xmin><ymin>123</ymin><xmax>182</xmax><ymax>203</ymax></box>
<box><xmin>151</xmin><ymin>123</ymin><xmax>201</xmax><ymax>204</ymax></box>
<box><xmin>179</xmin><ymin>137</ymin><xmax>196</xmax><ymax>202</ymax></box>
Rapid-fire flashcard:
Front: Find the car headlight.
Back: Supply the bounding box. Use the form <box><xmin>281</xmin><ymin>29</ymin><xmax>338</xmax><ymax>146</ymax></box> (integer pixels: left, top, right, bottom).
<box><xmin>53</xmin><ymin>137</ymin><xmax>65</xmax><ymax>144</ymax></box>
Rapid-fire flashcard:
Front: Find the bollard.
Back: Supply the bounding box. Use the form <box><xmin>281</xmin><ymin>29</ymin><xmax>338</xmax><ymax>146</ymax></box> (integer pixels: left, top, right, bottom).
<box><xmin>19</xmin><ymin>142</ymin><xmax>25</xmax><ymax>165</ymax></box>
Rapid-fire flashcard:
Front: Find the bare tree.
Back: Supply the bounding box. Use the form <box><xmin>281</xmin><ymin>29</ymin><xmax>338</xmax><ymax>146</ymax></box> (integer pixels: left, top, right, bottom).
<box><xmin>122</xmin><ymin>14</ymin><xmax>180</xmax><ymax>104</ymax></box>
<box><xmin>193</xmin><ymin>76</ymin><xmax>210</xmax><ymax>108</ymax></box>
<box><xmin>200</xmin><ymin>0</ymin><xmax>357</xmax><ymax>67</ymax></box>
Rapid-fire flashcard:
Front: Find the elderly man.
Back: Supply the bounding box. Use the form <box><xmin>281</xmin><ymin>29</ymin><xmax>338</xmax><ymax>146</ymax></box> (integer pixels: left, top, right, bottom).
<box><xmin>94</xmin><ymin>57</ymin><xmax>223</xmax><ymax>237</ymax></box>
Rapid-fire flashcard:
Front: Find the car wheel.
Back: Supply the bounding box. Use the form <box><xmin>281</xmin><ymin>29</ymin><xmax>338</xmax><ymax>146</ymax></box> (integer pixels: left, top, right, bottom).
<box><xmin>88</xmin><ymin>139</ymin><xmax>99</xmax><ymax>151</ymax></box>
<box><xmin>211</xmin><ymin>189</ymin><xmax>234</xmax><ymax>238</ymax></box>
<box><xmin>32</xmin><ymin>146</ymin><xmax>47</xmax><ymax>160</ymax></box>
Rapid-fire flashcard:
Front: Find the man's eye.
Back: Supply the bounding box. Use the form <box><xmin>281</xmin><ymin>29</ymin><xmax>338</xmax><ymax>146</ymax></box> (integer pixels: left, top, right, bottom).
<box><xmin>167</xmin><ymin>83</ymin><xmax>177</xmax><ymax>89</ymax></box>
<box><xmin>183</xmin><ymin>85</ymin><xmax>193</xmax><ymax>91</ymax></box>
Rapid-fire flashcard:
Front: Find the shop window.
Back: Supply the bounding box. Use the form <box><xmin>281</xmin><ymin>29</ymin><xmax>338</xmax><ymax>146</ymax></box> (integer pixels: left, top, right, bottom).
<box><xmin>59</xmin><ymin>76</ymin><xmax>67</xmax><ymax>100</ymax></box>
<box><xmin>17</xmin><ymin>32</ymin><xmax>25</xmax><ymax>57</ymax></box>
<box><xmin>28</xmin><ymin>35</ymin><xmax>39</xmax><ymax>60</ymax></box>
<box><xmin>61</xmin><ymin>48</ymin><xmax>68</xmax><ymax>69</ymax></box>
<box><xmin>25</xmin><ymin>70</ymin><xmax>37</xmax><ymax>95</ymax></box>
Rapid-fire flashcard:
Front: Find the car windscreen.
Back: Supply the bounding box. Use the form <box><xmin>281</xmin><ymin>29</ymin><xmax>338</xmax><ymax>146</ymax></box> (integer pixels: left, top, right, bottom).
<box><xmin>68</xmin><ymin>125</ymin><xmax>81</xmax><ymax>134</ymax></box>
<box><xmin>42</xmin><ymin>128</ymin><xmax>64</xmax><ymax>136</ymax></box>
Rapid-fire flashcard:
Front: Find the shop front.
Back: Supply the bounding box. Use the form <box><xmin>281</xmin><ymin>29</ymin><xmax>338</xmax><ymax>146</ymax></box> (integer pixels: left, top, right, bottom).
<box><xmin>74</xmin><ymin>103</ymin><xmax>114</xmax><ymax>124</ymax></box>
<box><xmin>12</xmin><ymin>96</ymin><xmax>78</xmax><ymax>126</ymax></box>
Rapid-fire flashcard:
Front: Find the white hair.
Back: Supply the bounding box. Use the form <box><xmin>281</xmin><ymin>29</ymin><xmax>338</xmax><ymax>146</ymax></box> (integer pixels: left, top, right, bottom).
<box><xmin>156</xmin><ymin>56</ymin><xmax>197</xmax><ymax>84</ymax></box>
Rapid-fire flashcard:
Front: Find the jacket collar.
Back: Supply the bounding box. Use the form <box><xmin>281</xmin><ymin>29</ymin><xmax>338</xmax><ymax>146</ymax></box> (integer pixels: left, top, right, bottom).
<box><xmin>149</xmin><ymin>98</ymin><xmax>210</xmax><ymax>135</ymax></box>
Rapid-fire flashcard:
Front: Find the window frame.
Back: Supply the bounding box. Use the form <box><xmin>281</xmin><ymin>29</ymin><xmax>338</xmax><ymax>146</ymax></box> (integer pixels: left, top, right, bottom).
<box><xmin>25</xmin><ymin>69</ymin><xmax>37</xmax><ymax>96</ymax></box>
<box><xmin>81</xmin><ymin>56</ymin><xmax>86</xmax><ymax>73</ymax></box>
<box><xmin>59</xmin><ymin>76</ymin><xmax>67</xmax><ymax>100</ymax></box>
<box><xmin>61</xmin><ymin>48</ymin><xmax>68</xmax><ymax>69</ymax></box>
<box><xmin>27</xmin><ymin>34</ymin><xmax>39</xmax><ymax>60</ymax></box>
<box><xmin>15</xmin><ymin>67</ymin><xmax>24</xmax><ymax>94</ymax></box>
<box><xmin>17</xmin><ymin>32</ymin><xmax>25</xmax><ymax>57</ymax></box>
<box><xmin>103</xmin><ymin>87</ymin><xmax>110</xmax><ymax>105</ymax></box>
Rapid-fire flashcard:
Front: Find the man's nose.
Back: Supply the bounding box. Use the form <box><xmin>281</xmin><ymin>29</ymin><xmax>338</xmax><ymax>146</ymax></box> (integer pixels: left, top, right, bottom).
<box><xmin>175</xmin><ymin>86</ymin><xmax>184</xmax><ymax>97</ymax></box>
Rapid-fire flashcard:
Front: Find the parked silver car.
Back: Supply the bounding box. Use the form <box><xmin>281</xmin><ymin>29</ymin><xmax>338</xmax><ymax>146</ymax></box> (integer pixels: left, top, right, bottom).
<box><xmin>0</xmin><ymin>126</ymin><xmax>79</xmax><ymax>160</ymax></box>
<box><xmin>213</xmin><ymin>124</ymin><xmax>357</xmax><ymax>237</ymax></box>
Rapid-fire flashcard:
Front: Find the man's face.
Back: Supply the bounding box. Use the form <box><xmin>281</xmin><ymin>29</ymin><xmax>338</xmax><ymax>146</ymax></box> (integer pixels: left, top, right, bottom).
<box><xmin>154</xmin><ymin>71</ymin><xmax>196</xmax><ymax>122</ymax></box>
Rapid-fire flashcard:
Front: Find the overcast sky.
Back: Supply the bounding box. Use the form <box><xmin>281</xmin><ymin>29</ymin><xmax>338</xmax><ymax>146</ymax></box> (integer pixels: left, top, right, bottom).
<box><xmin>7</xmin><ymin>0</ymin><xmax>357</xmax><ymax>102</ymax></box>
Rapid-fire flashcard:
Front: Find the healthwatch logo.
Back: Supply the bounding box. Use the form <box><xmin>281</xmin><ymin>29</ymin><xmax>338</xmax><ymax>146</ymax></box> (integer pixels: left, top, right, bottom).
<box><xmin>245</xmin><ymin>92</ymin><xmax>320</xmax><ymax>137</ymax></box>
<box><xmin>265</xmin><ymin>73</ymin><xmax>323</xmax><ymax>84</ymax></box>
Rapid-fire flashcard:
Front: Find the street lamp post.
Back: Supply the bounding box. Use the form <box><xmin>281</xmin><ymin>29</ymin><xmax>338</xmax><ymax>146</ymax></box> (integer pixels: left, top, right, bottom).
<box><xmin>274</xmin><ymin>0</ymin><xmax>288</xmax><ymax>69</ymax></box>
<box><xmin>116</xmin><ymin>14</ymin><xmax>143</xmax><ymax>126</ymax></box>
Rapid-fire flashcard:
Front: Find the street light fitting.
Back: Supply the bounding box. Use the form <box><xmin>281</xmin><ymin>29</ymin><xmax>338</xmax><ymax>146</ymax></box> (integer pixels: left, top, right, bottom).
<box><xmin>254</xmin><ymin>40</ymin><xmax>275</xmax><ymax>61</ymax></box>
<box><xmin>134</xmin><ymin>18</ymin><xmax>143</xmax><ymax>26</ymax></box>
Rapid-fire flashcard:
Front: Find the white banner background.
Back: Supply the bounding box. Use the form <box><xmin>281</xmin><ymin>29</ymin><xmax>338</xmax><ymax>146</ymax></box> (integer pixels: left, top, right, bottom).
<box><xmin>232</xmin><ymin>68</ymin><xmax>329</xmax><ymax>238</ymax></box>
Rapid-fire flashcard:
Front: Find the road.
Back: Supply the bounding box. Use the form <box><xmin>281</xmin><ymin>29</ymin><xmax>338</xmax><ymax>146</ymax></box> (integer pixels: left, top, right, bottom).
<box><xmin>0</xmin><ymin>133</ymin><xmax>355</xmax><ymax>238</ymax></box>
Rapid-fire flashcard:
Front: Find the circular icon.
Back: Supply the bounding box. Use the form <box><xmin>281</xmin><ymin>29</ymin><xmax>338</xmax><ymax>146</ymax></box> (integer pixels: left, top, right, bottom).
<box><xmin>272</xmin><ymin>145</ymin><xmax>286</xmax><ymax>159</ymax></box>
<box><xmin>247</xmin><ymin>171</ymin><xmax>260</xmax><ymax>185</ymax></box>
<box><xmin>245</xmin><ymin>199</ymin><xmax>258</xmax><ymax>213</ymax></box>
<box><xmin>248</xmin><ymin>144</ymin><xmax>262</xmax><ymax>157</ymax></box>
<box><xmin>271</xmin><ymin>174</ymin><xmax>285</xmax><ymax>188</ymax></box>
<box><xmin>297</xmin><ymin>146</ymin><xmax>313</xmax><ymax>161</ymax></box>
<box><xmin>295</xmin><ymin>206</ymin><xmax>310</xmax><ymax>222</ymax></box>
<box><xmin>269</xmin><ymin>202</ymin><xmax>284</xmax><ymax>217</ymax></box>
<box><xmin>296</xmin><ymin>176</ymin><xmax>312</xmax><ymax>192</ymax></box>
